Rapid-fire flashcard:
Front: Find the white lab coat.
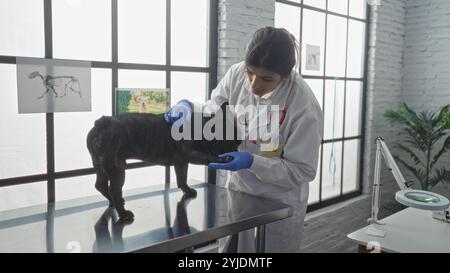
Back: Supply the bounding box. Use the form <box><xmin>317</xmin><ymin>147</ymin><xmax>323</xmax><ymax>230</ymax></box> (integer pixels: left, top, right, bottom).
<box><xmin>197</xmin><ymin>61</ymin><xmax>323</xmax><ymax>252</ymax></box>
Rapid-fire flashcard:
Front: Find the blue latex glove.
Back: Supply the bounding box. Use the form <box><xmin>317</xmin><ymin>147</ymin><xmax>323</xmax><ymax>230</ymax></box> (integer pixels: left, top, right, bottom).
<box><xmin>208</xmin><ymin>152</ymin><xmax>254</xmax><ymax>171</ymax></box>
<box><xmin>164</xmin><ymin>99</ymin><xmax>193</xmax><ymax>126</ymax></box>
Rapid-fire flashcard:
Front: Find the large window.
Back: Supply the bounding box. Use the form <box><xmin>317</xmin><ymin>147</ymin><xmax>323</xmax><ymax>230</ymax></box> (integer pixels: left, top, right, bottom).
<box><xmin>275</xmin><ymin>0</ymin><xmax>367</xmax><ymax>209</ymax></box>
<box><xmin>0</xmin><ymin>0</ymin><xmax>217</xmax><ymax>211</ymax></box>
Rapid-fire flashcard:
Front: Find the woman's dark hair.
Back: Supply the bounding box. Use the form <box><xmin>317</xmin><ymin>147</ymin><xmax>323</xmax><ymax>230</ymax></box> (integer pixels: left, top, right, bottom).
<box><xmin>245</xmin><ymin>26</ymin><xmax>299</xmax><ymax>77</ymax></box>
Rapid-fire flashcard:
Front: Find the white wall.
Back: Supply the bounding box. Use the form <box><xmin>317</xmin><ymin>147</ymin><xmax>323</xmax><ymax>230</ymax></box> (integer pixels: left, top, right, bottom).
<box><xmin>403</xmin><ymin>0</ymin><xmax>450</xmax><ymax>111</ymax></box>
<box><xmin>400</xmin><ymin>0</ymin><xmax>450</xmax><ymax>196</ymax></box>
<box><xmin>217</xmin><ymin>0</ymin><xmax>275</xmax><ymax>79</ymax></box>
<box><xmin>363</xmin><ymin>0</ymin><xmax>407</xmax><ymax>194</ymax></box>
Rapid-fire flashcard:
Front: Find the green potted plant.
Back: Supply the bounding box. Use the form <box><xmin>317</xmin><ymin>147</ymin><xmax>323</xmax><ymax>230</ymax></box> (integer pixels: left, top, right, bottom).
<box><xmin>384</xmin><ymin>103</ymin><xmax>450</xmax><ymax>191</ymax></box>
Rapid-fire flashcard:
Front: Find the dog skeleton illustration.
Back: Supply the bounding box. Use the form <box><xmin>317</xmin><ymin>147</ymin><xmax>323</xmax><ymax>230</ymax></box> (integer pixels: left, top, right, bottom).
<box><xmin>28</xmin><ymin>71</ymin><xmax>82</xmax><ymax>99</ymax></box>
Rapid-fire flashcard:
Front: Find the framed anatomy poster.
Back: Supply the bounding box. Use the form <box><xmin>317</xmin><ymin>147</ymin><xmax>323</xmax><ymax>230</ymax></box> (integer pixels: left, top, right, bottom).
<box><xmin>16</xmin><ymin>57</ymin><xmax>91</xmax><ymax>113</ymax></box>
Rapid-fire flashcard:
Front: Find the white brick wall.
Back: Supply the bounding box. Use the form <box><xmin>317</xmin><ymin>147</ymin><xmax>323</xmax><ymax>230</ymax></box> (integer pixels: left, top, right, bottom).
<box><xmin>400</xmin><ymin>0</ymin><xmax>450</xmax><ymax>196</ymax></box>
<box><xmin>403</xmin><ymin>0</ymin><xmax>450</xmax><ymax>111</ymax></box>
<box><xmin>217</xmin><ymin>0</ymin><xmax>274</xmax><ymax>79</ymax></box>
<box><xmin>363</xmin><ymin>0</ymin><xmax>407</xmax><ymax>194</ymax></box>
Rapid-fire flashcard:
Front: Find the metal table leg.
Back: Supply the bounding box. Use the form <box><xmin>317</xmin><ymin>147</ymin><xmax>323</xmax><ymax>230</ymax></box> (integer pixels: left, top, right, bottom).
<box><xmin>256</xmin><ymin>225</ymin><xmax>265</xmax><ymax>253</ymax></box>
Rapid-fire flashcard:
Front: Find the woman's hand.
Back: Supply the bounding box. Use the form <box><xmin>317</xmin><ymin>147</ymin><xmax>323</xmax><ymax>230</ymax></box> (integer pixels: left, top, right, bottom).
<box><xmin>164</xmin><ymin>99</ymin><xmax>193</xmax><ymax>126</ymax></box>
<box><xmin>208</xmin><ymin>152</ymin><xmax>254</xmax><ymax>171</ymax></box>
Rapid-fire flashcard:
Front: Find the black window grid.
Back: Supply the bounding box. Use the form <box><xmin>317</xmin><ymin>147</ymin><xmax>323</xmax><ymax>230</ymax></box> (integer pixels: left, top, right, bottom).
<box><xmin>0</xmin><ymin>0</ymin><xmax>369</xmax><ymax>213</ymax></box>
<box><xmin>0</xmin><ymin>0</ymin><xmax>219</xmax><ymax>203</ymax></box>
<box><xmin>276</xmin><ymin>0</ymin><xmax>370</xmax><ymax>211</ymax></box>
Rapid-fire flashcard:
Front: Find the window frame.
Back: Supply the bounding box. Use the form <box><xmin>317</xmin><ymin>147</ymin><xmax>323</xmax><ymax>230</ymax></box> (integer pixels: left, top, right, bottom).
<box><xmin>0</xmin><ymin>0</ymin><xmax>219</xmax><ymax>203</ymax></box>
<box><xmin>276</xmin><ymin>0</ymin><xmax>370</xmax><ymax>211</ymax></box>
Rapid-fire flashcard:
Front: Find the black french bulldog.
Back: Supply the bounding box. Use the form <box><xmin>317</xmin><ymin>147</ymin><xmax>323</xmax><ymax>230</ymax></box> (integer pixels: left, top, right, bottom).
<box><xmin>87</xmin><ymin>103</ymin><xmax>240</xmax><ymax>222</ymax></box>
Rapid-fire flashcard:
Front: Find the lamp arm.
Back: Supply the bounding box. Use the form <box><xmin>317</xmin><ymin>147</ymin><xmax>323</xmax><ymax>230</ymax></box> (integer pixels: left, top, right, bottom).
<box><xmin>369</xmin><ymin>138</ymin><xmax>383</xmax><ymax>224</ymax></box>
<box><xmin>378</xmin><ymin>139</ymin><xmax>410</xmax><ymax>191</ymax></box>
<box><xmin>369</xmin><ymin>137</ymin><xmax>412</xmax><ymax>225</ymax></box>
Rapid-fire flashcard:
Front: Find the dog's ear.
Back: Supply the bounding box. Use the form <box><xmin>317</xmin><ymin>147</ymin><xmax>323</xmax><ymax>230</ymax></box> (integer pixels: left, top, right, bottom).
<box><xmin>220</xmin><ymin>101</ymin><xmax>229</xmax><ymax>109</ymax></box>
<box><xmin>219</xmin><ymin>102</ymin><xmax>231</xmax><ymax>125</ymax></box>
<box><xmin>219</xmin><ymin>101</ymin><xmax>229</xmax><ymax>115</ymax></box>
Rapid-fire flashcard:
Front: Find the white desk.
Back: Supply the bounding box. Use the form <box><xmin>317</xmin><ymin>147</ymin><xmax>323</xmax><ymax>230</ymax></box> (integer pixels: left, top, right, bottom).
<box><xmin>347</xmin><ymin>208</ymin><xmax>450</xmax><ymax>253</ymax></box>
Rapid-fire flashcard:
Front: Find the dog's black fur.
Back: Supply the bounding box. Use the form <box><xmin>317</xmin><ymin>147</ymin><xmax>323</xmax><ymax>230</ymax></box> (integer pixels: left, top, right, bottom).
<box><xmin>87</xmin><ymin>103</ymin><xmax>240</xmax><ymax>222</ymax></box>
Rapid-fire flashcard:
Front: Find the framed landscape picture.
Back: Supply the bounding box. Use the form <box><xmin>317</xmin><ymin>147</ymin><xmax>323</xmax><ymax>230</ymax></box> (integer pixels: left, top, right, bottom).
<box><xmin>115</xmin><ymin>88</ymin><xmax>170</xmax><ymax>114</ymax></box>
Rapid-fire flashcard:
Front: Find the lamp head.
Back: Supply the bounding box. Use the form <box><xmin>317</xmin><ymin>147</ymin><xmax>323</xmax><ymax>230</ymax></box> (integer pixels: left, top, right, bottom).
<box><xmin>395</xmin><ymin>189</ymin><xmax>450</xmax><ymax>211</ymax></box>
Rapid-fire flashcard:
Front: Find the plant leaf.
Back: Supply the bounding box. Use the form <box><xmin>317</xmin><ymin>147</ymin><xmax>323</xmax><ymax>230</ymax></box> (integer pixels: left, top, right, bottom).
<box><xmin>384</xmin><ymin>109</ymin><xmax>410</xmax><ymax>125</ymax></box>
<box><xmin>431</xmin><ymin>130</ymin><xmax>446</xmax><ymax>146</ymax></box>
<box><xmin>431</xmin><ymin>135</ymin><xmax>450</xmax><ymax>170</ymax></box>
<box><xmin>402</xmin><ymin>103</ymin><xmax>429</xmax><ymax>131</ymax></box>
<box><xmin>404</xmin><ymin>127</ymin><xmax>427</xmax><ymax>151</ymax></box>
<box><xmin>395</xmin><ymin>143</ymin><xmax>424</xmax><ymax>167</ymax></box>
<box><xmin>394</xmin><ymin>155</ymin><xmax>426</xmax><ymax>186</ymax></box>
<box><xmin>430</xmin><ymin>168</ymin><xmax>450</xmax><ymax>189</ymax></box>
<box><xmin>435</xmin><ymin>104</ymin><xmax>450</xmax><ymax>129</ymax></box>
<box><xmin>384</xmin><ymin>103</ymin><xmax>430</xmax><ymax>151</ymax></box>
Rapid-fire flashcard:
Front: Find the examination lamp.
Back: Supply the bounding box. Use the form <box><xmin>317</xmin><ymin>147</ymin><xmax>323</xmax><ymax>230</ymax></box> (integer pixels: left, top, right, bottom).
<box><xmin>366</xmin><ymin>137</ymin><xmax>450</xmax><ymax>237</ymax></box>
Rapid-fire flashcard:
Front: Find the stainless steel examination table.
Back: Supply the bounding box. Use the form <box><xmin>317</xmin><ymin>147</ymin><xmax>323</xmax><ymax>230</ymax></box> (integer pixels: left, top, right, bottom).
<box><xmin>0</xmin><ymin>183</ymin><xmax>292</xmax><ymax>253</ymax></box>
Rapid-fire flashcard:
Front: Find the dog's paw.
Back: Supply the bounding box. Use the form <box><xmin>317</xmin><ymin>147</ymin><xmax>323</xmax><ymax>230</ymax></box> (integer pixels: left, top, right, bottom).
<box><xmin>183</xmin><ymin>187</ymin><xmax>197</xmax><ymax>198</ymax></box>
<box><xmin>118</xmin><ymin>210</ymin><xmax>135</xmax><ymax>223</ymax></box>
<box><xmin>214</xmin><ymin>155</ymin><xmax>234</xmax><ymax>163</ymax></box>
